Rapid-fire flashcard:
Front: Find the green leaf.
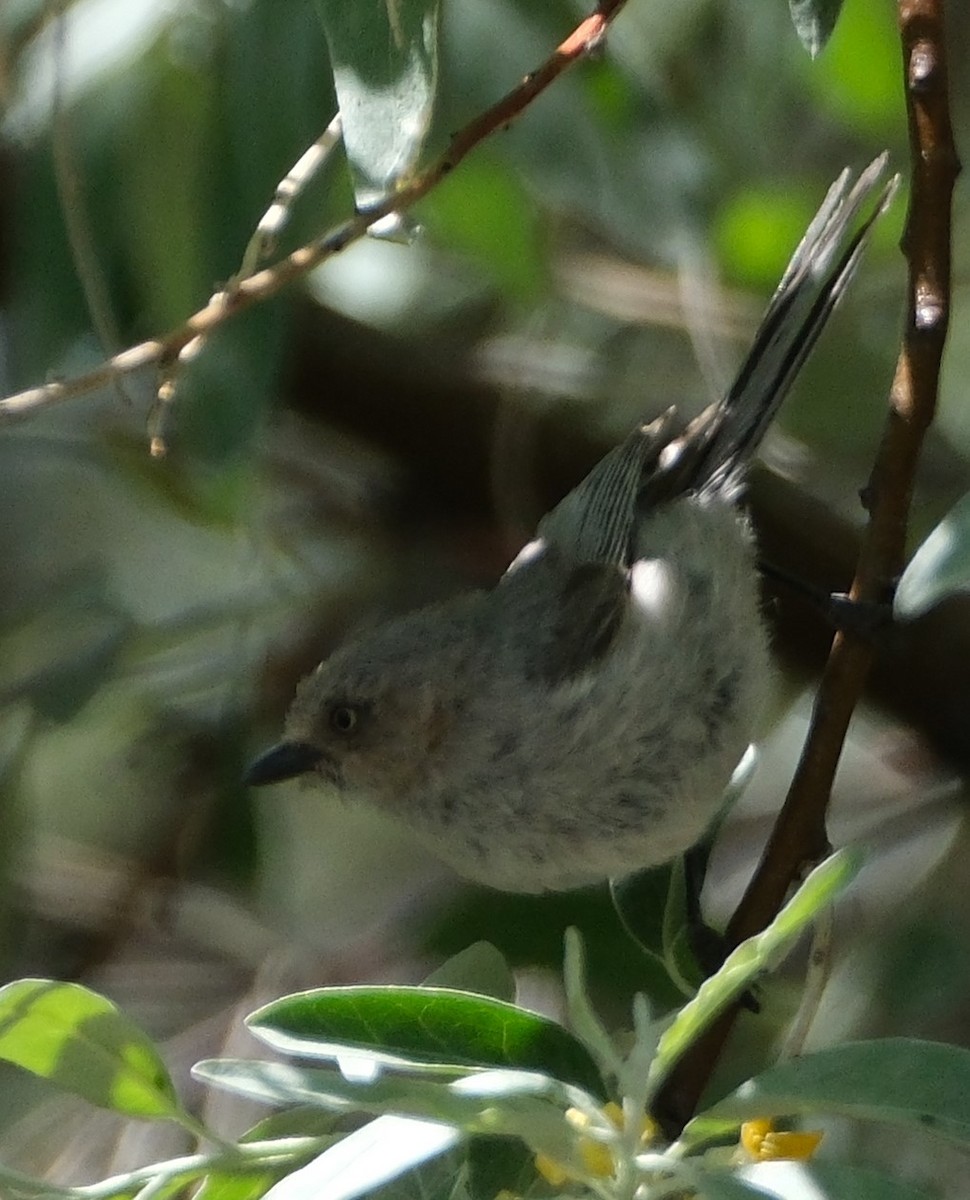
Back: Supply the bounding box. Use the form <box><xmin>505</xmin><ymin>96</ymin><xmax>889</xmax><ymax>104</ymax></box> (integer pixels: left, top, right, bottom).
<box><xmin>263</xmin><ymin>1115</ymin><xmax>461</xmax><ymax>1200</ymax></box>
<box><xmin>609</xmin><ymin>864</ymin><xmax>698</xmax><ymax>1008</ymax></box>
<box><xmin>246</xmin><ymin>985</ymin><xmax>606</xmax><ymax>1098</ymax></box>
<box><xmin>367</xmin><ymin>1138</ymin><xmax>469</xmax><ymax>1200</ymax></box>
<box><xmin>194</xmin><ymin>1109</ymin><xmax>338</xmax><ymax>1200</ymax></box>
<box><xmin>696</xmin><ymin>1171</ymin><xmax>776</xmax><ymax>1200</ymax></box>
<box><xmin>648</xmin><ymin>849</ymin><xmax>861</xmax><ymax>1093</ymax></box>
<box><xmin>465</xmin><ymin>1136</ymin><xmax>534</xmax><ymax>1200</ymax></box>
<box><xmin>116</xmin><ymin>34</ymin><xmax>219</xmax><ymax>329</ymax></box>
<box><xmin>0</xmin><ymin>979</ymin><xmax>183</xmax><ymax>1120</ymax></box>
<box><xmin>610</xmin><ymin>756</ymin><xmax>759</xmax><ymax>1001</ymax></box>
<box><xmin>421</xmin><ymin>942</ymin><xmax>516</xmax><ymax>1002</ymax></box>
<box><xmin>895</xmin><ymin>494</ymin><xmax>970</xmax><ymax>618</ymax></box>
<box><xmin>695</xmin><ymin>1038</ymin><xmax>970</xmax><ymax>1151</ymax></box>
<box><xmin>193</xmin><ymin>1059</ymin><xmax>584</xmax><ymax>1161</ymax></box>
<box><xmin>788</xmin><ymin>0</ymin><xmax>846</xmax><ymax>57</ymax></box>
<box><xmin>610</xmin><ymin>864</ymin><xmax>672</xmax><ymax>965</ymax></box>
<box><xmin>194</xmin><ymin>1172</ymin><xmax>278</xmax><ymax>1200</ymax></box>
<box><xmin>699</xmin><ymin>1161</ymin><xmax>938</xmax><ymax>1200</ymax></box>
<box><xmin>240</xmin><ymin>1106</ymin><xmax>342</xmax><ymax>1142</ymax></box>
<box><xmin>195</xmin><ymin>1059</ymin><xmax>358</xmax><ymax>1113</ymax></box>
<box><xmin>662</xmin><ymin>855</ymin><xmax>706</xmax><ymax>996</ymax></box>
<box><xmin>562</xmin><ymin>928</ymin><xmax>623</xmax><ymax>1083</ymax></box>
<box><xmin>314</xmin><ymin>0</ymin><xmax>441</xmax><ymax>210</ymax></box>
<box><xmin>740</xmin><ymin>1160</ymin><xmax>939</xmax><ymax>1200</ymax></box>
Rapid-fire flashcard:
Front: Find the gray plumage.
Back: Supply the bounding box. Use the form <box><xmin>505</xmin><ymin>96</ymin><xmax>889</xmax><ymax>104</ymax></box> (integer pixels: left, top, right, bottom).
<box><xmin>247</xmin><ymin>159</ymin><xmax>896</xmax><ymax>892</ymax></box>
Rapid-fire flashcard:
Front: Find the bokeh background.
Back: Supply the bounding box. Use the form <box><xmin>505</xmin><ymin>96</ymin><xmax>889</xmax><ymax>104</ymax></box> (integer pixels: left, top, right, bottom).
<box><xmin>1</xmin><ymin>0</ymin><xmax>970</xmax><ymax>1192</ymax></box>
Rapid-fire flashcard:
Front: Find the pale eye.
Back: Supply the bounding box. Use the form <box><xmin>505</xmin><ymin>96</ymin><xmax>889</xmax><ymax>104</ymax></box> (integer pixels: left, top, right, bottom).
<box><xmin>329</xmin><ymin>703</ymin><xmax>362</xmax><ymax>734</ymax></box>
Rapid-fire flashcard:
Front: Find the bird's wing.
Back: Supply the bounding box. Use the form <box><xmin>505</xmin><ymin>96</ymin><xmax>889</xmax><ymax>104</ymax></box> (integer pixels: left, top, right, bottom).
<box><xmin>529</xmin><ymin>408</ymin><xmax>679</xmax><ymax>567</ymax></box>
<box><xmin>499</xmin><ymin>415</ymin><xmax>676</xmax><ymax>683</ymax></box>
<box><xmin>526</xmin><ymin>559</ymin><xmax>630</xmax><ymax>685</ymax></box>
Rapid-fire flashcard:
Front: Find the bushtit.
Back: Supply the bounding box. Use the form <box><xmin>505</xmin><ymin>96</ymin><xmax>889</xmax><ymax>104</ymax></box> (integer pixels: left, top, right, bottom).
<box><xmin>247</xmin><ymin>158</ymin><xmax>896</xmax><ymax>892</ymax></box>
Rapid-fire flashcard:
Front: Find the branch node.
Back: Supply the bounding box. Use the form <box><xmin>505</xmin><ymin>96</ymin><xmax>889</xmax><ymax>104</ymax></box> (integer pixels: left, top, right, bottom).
<box><xmin>908</xmin><ymin>39</ymin><xmax>936</xmax><ymax>90</ymax></box>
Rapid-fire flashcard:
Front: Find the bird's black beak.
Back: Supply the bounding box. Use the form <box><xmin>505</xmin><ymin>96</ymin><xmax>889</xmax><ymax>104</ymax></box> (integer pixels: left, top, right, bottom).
<box><xmin>245</xmin><ymin>741</ymin><xmax>323</xmax><ymax>786</ymax></box>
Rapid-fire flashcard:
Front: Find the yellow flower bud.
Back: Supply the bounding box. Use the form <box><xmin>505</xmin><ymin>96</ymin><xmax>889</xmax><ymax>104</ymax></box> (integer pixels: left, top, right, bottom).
<box><xmin>740</xmin><ymin>1119</ymin><xmax>823</xmax><ymax>1162</ymax></box>
<box><xmin>535</xmin><ymin>1101</ymin><xmax>661</xmax><ymax>1186</ymax></box>
<box><xmin>578</xmin><ymin>1139</ymin><xmax>616</xmax><ymax>1178</ymax></box>
<box><xmin>534</xmin><ymin>1153</ymin><xmax>570</xmax><ymax>1187</ymax></box>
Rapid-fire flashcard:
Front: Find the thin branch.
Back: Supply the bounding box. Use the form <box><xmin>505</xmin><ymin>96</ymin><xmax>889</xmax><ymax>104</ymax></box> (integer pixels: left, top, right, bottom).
<box><xmin>657</xmin><ymin>0</ymin><xmax>960</xmax><ymax>1131</ymax></box>
<box><xmin>0</xmin><ymin>1</ymin><xmax>629</xmax><ymax>426</ymax></box>
<box><xmin>238</xmin><ymin>113</ymin><xmax>345</xmax><ymax>276</ymax></box>
<box><xmin>148</xmin><ymin>113</ymin><xmax>346</xmax><ymax>455</ymax></box>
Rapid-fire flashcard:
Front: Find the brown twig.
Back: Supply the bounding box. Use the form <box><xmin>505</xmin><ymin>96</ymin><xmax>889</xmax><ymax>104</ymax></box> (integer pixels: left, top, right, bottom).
<box><xmin>658</xmin><ymin>0</ymin><xmax>960</xmax><ymax>1131</ymax></box>
<box><xmin>148</xmin><ymin>114</ymin><xmax>348</xmax><ymax>455</ymax></box>
<box><xmin>0</xmin><ymin>1</ymin><xmax>628</xmax><ymax>426</ymax></box>
<box><xmin>238</xmin><ymin>113</ymin><xmax>345</xmax><ymax>276</ymax></box>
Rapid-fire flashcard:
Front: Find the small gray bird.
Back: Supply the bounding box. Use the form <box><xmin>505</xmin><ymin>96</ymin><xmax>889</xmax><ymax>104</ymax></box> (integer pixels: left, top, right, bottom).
<box><xmin>247</xmin><ymin>159</ymin><xmax>896</xmax><ymax>892</ymax></box>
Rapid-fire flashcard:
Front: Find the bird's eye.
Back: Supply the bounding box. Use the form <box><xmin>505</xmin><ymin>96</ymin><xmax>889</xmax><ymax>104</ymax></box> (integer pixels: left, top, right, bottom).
<box><xmin>329</xmin><ymin>704</ymin><xmax>361</xmax><ymax>734</ymax></box>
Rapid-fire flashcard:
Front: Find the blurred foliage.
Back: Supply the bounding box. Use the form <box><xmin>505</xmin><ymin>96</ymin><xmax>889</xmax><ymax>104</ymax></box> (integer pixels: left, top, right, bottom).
<box><xmin>0</xmin><ymin>0</ymin><xmax>969</xmax><ymax>1191</ymax></box>
<box><xmin>788</xmin><ymin>0</ymin><xmax>846</xmax><ymax>59</ymax></box>
<box><xmin>315</xmin><ymin>0</ymin><xmax>441</xmax><ymax>208</ymax></box>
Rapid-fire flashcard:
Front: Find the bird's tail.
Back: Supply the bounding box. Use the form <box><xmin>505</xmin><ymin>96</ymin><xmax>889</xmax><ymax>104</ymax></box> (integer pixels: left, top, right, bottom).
<box><xmin>696</xmin><ymin>154</ymin><xmax>898</xmax><ymax>497</ymax></box>
<box><xmin>524</xmin><ymin>158</ymin><xmax>898</xmax><ymax>569</ymax></box>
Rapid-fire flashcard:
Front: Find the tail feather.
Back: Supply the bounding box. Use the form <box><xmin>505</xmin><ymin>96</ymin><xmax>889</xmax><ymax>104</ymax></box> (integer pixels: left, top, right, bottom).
<box><xmin>698</xmin><ymin>154</ymin><xmax>899</xmax><ymax>495</ymax></box>
<box><xmin>526</xmin><ymin>158</ymin><xmax>897</xmax><ymax>569</ymax></box>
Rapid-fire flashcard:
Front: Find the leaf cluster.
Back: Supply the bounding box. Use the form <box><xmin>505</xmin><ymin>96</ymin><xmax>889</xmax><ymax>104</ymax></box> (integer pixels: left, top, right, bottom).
<box><xmin>0</xmin><ymin>853</ymin><xmax>961</xmax><ymax>1200</ymax></box>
